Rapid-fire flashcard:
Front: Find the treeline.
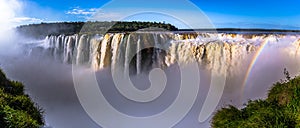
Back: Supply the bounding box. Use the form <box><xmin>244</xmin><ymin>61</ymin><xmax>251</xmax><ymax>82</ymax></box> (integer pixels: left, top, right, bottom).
<box><xmin>17</xmin><ymin>22</ymin><xmax>84</xmax><ymax>39</ymax></box>
<box><xmin>16</xmin><ymin>21</ymin><xmax>178</xmax><ymax>39</ymax></box>
<box><xmin>0</xmin><ymin>69</ymin><xmax>44</xmax><ymax>128</ymax></box>
<box><xmin>212</xmin><ymin>69</ymin><xmax>300</xmax><ymax>127</ymax></box>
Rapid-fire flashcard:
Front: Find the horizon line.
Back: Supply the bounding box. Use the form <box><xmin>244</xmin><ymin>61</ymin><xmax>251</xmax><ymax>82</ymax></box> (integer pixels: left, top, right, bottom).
<box><xmin>15</xmin><ymin>21</ymin><xmax>300</xmax><ymax>32</ymax></box>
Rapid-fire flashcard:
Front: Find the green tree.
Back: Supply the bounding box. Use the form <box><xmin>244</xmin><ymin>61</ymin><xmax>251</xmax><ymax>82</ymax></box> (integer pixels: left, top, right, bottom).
<box><xmin>0</xmin><ymin>69</ymin><xmax>44</xmax><ymax>128</ymax></box>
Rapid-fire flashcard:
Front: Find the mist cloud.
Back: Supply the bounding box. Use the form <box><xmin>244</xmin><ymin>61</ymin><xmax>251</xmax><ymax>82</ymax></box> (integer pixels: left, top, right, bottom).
<box><xmin>0</xmin><ymin>0</ymin><xmax>22</xmax><ymax>30</ymax></box>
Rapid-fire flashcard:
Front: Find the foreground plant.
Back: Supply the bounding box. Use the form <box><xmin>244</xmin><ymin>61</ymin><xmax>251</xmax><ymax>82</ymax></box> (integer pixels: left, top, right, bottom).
<box><xmin>212</xmin><ymin>69</ymin><xmax>300</xmax><ymax>128</ymax></box>
<box><xmin>0</xmin><ymin>69</ymin><xmax>44</xmax><ymax>128</ymax></box>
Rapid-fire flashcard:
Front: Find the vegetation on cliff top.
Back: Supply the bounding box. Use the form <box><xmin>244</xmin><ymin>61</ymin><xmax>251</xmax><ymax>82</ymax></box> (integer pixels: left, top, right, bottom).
<box><xmin>0</xmin><ymin>69</ymin><xmax>44</xmax><ymax>128</ymax></box>
<box><xmin>212</xmin><ymin>69</ymin><xmax>300</xmax><ymax>128</ymax></box>
<box><xmin>16</xmin><ymin>21</ymin><xmax>178</xmax><ymax>39</ymax></box>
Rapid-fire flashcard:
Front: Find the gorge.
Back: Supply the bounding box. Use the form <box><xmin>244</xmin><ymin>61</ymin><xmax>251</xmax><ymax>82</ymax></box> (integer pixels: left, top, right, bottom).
<box><xmin>2</xmin><ymin>25</ymin><xmax>300</xmax><ymax>127</ymax></box>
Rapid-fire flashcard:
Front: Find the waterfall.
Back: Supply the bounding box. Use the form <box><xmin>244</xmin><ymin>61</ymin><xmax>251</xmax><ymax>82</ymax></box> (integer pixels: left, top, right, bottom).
<box><xmin>76</xmin><ymin>35</ymin><xmax>90</xmax><ymax>65</ymax></box>
<box><xmin>152</xmin><ymin>33</ymin><xmax>161</xmax><ymax>68</ymax></box>
<box><xmin>90</xmin><ymin>35</ymin><xmax>102</xmax><ymax>70</ymax></box>
<box><xmin>136</xmin><ymin>37</ymin><xmax>141</xmax><ymax>74</ymax></box>
<box><xmin>111</xmin><ymin>34</ymin><xmax>124</xmax><ymax>72</ymax></box>
<box><xmin>99</xmin><ymin>34</ymin><xmax>112</xmax><ymax>69</ymax></box>
<box><xmin>293</xmin><ymin>39</ymin><xmax>300</xmax><ymax>57</ymax></box>
<box><xmin>38</xmin><ymin>32</ymin><xmax>300</xmax><ymax>75</ymax></box>
<box><xmin>64</xmin><ymin>36</ymin><xmax>76</xmax><ymax>64</ymax></box>
<box><xmin>124</xmin><ymin>34</ymin><xmax>132</xmax><ymax>75</ymax></box>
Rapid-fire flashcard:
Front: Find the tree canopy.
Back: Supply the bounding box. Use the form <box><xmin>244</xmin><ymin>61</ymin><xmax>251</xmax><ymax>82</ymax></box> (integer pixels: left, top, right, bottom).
<box><xmin>16</xmin><ymin>21</ymin><xmax>178</xmax><ymax>39</ymax></box>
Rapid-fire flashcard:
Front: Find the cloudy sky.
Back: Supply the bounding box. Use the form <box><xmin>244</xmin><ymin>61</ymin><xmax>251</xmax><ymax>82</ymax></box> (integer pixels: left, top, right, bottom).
<box><xmin>1</xmin><ymin>0</ymin><xmax>300</xmax><ymax>29</ymax></box>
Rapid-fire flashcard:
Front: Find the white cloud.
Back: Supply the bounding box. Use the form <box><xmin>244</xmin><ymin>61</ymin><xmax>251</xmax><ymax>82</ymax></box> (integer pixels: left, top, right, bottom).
<box><xmin>66</xmin><ymin>7</ymin><xmax>123</xmax><ymax>21</ymax></box>
<box><xmin>90</xmin><ymin>12</ymin><xmax>122</xmax><ymax>21</ymax></box>
<box><xmin>0</xmin><ymin>0</ymin><xmax>22</xmax><ymax>30</ymax></box>
<box><xmin>11</xmin><ymin>17</ymin><xmax>44</xmax><ymax>23</ymax></box>
<box><xmin>66</xmin><ymin>7</ymin><xmax>98</xmax><ymax>15</ymax></box>
<box><xmin>0</xmin><ymin>0</ymin><xmax>46</xmax><ymax>29</ymax></box>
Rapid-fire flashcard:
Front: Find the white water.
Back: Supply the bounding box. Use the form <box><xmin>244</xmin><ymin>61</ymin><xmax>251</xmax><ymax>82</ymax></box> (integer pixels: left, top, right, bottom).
<box><xmin>39</xmin><ymin>32</ymin><xmax>300</xmax><ymax>75</ymax></box>
<box><xmin>1</xmin><ymin>32</ymin><xmax>300</xmax><ymax>128</ymax></box>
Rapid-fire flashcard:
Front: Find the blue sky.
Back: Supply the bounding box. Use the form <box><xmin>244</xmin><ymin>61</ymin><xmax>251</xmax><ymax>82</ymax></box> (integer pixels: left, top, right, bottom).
<box><xmin>5</xmin><ymin>0</ymin><xmax>300</xmax><ymax>29</ymax></box>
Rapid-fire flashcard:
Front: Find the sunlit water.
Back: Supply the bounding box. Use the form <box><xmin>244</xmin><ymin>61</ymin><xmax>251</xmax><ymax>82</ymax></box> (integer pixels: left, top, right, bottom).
<box><xmin>0</xmin><ymin>32</ymin><xmax>300</xmax><ymax>128</ymax></box>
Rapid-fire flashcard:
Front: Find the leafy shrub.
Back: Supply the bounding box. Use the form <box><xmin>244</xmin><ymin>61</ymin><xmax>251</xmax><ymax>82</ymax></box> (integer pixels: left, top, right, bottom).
<box><xmin>0</xmin><ymin>69</ymin><xmax>44</xmax><ymax>127</ymax></box>
<box><xmin>212</xmin><ymin>70</ymin><xmax>300</xmax><ymax>128</ymax></box>
<box><xmin>1</xmin><ymin>106</ymin><xmax>40</xmax><ymax>128</ymax></box>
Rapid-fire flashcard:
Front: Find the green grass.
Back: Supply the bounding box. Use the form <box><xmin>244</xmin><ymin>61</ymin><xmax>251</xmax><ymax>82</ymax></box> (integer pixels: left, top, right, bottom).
<box><xmin>212</xmin><ymin>69</ymin><xmax>300</xmax><ymax>128</ymax></box>
<box><xmin>0</xmin><ymin>69</ymin><xmax>44</xmax><ymax>128</ymax></box>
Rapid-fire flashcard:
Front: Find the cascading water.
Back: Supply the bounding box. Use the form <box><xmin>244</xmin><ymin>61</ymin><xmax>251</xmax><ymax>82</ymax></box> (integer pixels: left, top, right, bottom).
<box><xmin>37</xmin><ymin>32</ymin><xmax>300</xmax><ymax>75</ymax></box>
<box><xmin>76</xmin><ymin>35</ymin><xmax>90</xmax><ymax>65</ymax></box>
<box><xmin>5</xmin><ymin>30</ymin><xmax>300</xmax><ymax>128</ymax></box>
<box><xmin>136</xmin><ymin>37</ymin><xmax>141</xmax><ymax>74</ymax></box>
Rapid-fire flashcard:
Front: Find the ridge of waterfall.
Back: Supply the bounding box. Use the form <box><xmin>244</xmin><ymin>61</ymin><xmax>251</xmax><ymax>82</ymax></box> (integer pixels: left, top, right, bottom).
<box><xmin>39</xmin><ymin>33</ymin><xmax>300</xmax><ymax>75</ymax></box>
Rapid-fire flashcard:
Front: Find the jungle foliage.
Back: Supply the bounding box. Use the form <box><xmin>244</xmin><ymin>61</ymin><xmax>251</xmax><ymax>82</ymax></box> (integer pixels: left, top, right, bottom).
<box><xmin>0</xmin><ymin>69</ymin><xmax>44</xmax><ymax>128</ymax></box>
<box><xmin>212</xmin><ymin>69</ymin><xmax>300</xmax><ymax>128</ymax></box>
<box><xmin>16</xmin><ymin>21</ymin><xmax>178</xmax><ymax>39</ymax></box>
